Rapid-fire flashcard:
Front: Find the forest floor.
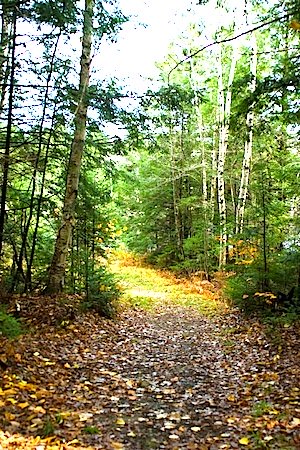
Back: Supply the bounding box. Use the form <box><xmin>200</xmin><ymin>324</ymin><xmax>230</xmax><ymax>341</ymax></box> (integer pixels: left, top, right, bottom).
<box><xmin>0</xmin><ymin>253</ymin><xmax>299</xmax><ymax>450</ymax></box>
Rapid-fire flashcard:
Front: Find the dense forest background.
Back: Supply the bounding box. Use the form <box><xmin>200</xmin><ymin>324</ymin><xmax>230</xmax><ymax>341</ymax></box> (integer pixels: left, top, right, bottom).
<box><xmin>0</xmin><ymin>0</ymin><xmax>299</xmax><ymax>315</ymax></box>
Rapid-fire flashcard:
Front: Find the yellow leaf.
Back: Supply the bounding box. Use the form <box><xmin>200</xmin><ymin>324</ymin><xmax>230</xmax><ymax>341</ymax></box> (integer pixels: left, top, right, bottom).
<box><xmin>127</xmin><ymin>431</ymin><xmax>136</xmax><ymax>437</ymax></box>
<box><xmin>4</xmin><ymin>411</ymin><xmax>16</xmax><ymax>420</ymax></box>
<box><xmin>3</xmin><ymin>389</ymin><xmax>17</xmax><ymax>395</ymax></box>
<box><xmin>33</xmin><ymin>406</ymin><xmax>46</xmax><ymax>414</ymax></box>
<box><xmin>227</xmin><ymin>417</ymin><xmax>236</xmax><ymax>424</ymax></box>
<box><xmin>6</xmin><ymin>397</ymin><xmax>17</xmax><ymax>404</ymax></box>
<box><xmin>111</xmin><ymin>442</ymin><xmax>125</xmax><ymax>450</ymax></box>
<box><xmin>67</xmin><ymin>439</ymin><xmax>80</xmax><ymax>445</ymax></box>
<box><xmin>227</xmin><ymin>394</ymin><xmax>236</xmax><ymax>402</ymax></box>
<box><xmin>17</xmin><ymin>402</ymin><xmax>30</xmax><ymax>409</ymax></box>
<box><xmin>239</xmin><ymin>437</ymin><xmax>250</xmax><ymax>445</ymax></box>
<box><xmin>116</xmin><ymin>417</ymin><xmax>126</xmax><ymax>426</ymax></box>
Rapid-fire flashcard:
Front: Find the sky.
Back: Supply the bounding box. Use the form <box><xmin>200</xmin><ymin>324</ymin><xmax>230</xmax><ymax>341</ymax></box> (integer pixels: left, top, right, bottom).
<box><xmin>94</xmin><ymin>0</ymin><xmax>197</xmax><ymax>94</ymax></box>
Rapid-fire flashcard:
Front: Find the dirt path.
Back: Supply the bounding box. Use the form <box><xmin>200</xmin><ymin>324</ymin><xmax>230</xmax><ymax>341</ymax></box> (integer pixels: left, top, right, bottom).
<box><xmin>0</xmin><ymin>262</ymin><xmax>299</xmax><ymax>449</ymax></box>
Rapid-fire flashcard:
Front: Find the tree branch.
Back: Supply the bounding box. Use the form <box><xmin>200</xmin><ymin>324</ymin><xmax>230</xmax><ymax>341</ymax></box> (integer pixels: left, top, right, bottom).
<box><xmin>168</xmin><ymin>12</ymin><xmax>293</xmax><ymax>83</ymax></box>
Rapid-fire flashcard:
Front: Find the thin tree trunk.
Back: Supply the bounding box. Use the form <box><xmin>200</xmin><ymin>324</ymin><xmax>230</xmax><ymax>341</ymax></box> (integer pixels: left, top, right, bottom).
<box><xmin>0</xmin><ymin>1</ymin><xmax>17</xmax><ymax>257</ymax></box>
<box><xmin>26</xmin><ymin>101</ymin><xmax>59</xmax><ymax>290</ymax></box>
<box><xmin>170</xmin><ymin>135</ymin><xmax>184</xmax><ymax>260</ymax></box>
<box><xmin>46</xmin><ymin>0</ymin><xmax>94</xmax><ymax>293</ymax></box>
<box><xmin>14</xmin><ymin>33</ymin><xmax>61</xmax><ymax>290</ymax></box>
<box><xmin>188</xmin><ymin>58</ymin><xmax>210</xmax><ymax>276</ymax></box>
<box><xmin>236</xmin><ymin>30</ymin><xmax>257</xmax><ymax>234</ymax></box>
<box><xmin>0</xmin><ymin>0</ymin><xmax>11</xmax><ymax>114</ymax></box>
<box><xmin>261</xmin><ymin>178</ymin><xmax>268</xmax><ymax>291</ymax></box>
<box><xmin>216</xmin><ymin>40</ymin><xmax>239</xmax><ymax>267</ymax></box>
<box><xmin>210</xmin><ymin>128</ymin><xmax>217</xmax><ymax>226</ymax></box>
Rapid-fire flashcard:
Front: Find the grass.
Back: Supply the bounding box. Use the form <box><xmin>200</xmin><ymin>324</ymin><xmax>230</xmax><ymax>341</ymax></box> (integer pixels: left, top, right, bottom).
<box><xmin>83</xmin><ymin>425</ymin><xmax>101</xmax><ymax>435</ymax></box>
<box><xmin>110</xmin><ymin>251</ymin><xmax>226</xmax><ymax>316</ymax></box>
<box><xmin>251</xmin><ymin>401</ymin><xmax>274</xmax><ymax>418</ymax></box>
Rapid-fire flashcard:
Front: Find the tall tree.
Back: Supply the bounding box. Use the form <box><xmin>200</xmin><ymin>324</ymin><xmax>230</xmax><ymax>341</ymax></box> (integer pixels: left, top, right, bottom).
<box><xmin>0</xmin><ymin>0</ymin><xmax>17</xmax><ymax>257</ymax></box>
<box><xmin>216</xmin><ymin>38</ymin><xmax>239</xmax><ymax>266</ymax></box>
<box><xmin>46</xmin><ymin>0</ymin><xmax>94</xmax><ymax>293</ymax></box>
<box><xmin>236</xmin><ymin>6</ymin><xmax>258</xmax><ymax>234</ymax></box>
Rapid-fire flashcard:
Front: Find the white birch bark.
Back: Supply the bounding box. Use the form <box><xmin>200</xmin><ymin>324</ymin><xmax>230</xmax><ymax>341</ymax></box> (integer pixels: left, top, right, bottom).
<box><xmin>236</xmin><ymin>32</ymin><xmax>257</xmax><ymax>234</ymax></box>
<box><xmin>217</xmin><ymin>40</ymin><xmax>239</xmax><ymax>267</ymax></box>
<box><xmin>188</xmin><ymin>58</ymin><xmax>212</xmax><ymax>274</ymax></box>
<box><xmin>47</xmin><ymin>0</ymin><xmax>94</xmax><ymax>293</ymax></box>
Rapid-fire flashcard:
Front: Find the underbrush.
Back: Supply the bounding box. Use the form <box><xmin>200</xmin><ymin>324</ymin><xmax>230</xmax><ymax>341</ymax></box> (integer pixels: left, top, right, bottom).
<box><xmin>82</xmin><ymin>266</ymin><xmax>121</xmax><ymax>318</ymax></box>
<box><xmin>224</xmin><ymin>272</ymin><xmax>300</xmax><ymax>325</ymax></box>
<box><xmin>0</xmin><ymin>307</ymin><xmax>22</xmax><ymax>339</ymax></box>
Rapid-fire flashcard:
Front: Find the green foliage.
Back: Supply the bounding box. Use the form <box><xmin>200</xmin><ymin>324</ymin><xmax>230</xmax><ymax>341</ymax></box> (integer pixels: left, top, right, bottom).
<box><xmin>0</xmin><ymin>308</ymin><xmax>22</xmax><ymax>339</ymax></box>
<box><xmin>83</xmin><ymin>425</ymin><xmax>101</xmax><ymax>435</ymax></box>
<box><xmin>252</xmin><ymin>401</ymin><xmax>274</xmax><ymax>418</ymax></box>
<box><xmin>225</xmin><ymin>256</ymin><xmax>300</xmax><ymax>318</ymax></box>
<box><xmin>41</xmin><ymin>417</ymin><xmax>55</xmax><ymax>437</ymax></box>
<box><xmin>82</xmin><ymin>267</ymin><xmax>121</xmax><ymax>318</ymax></box>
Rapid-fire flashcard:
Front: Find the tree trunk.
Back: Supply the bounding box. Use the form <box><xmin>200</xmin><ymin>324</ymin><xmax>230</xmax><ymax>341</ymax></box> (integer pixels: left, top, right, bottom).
<box><xmin>14</xmin><ymin>33</ymin><xmax>62</xmax><ymax>290</ymax></box>
<box><xmin>170</xmin><ymin>134</ymin><xmax>184</xmax><ymax>260</ymax></box>
<box><xmin>236</xmin><ymin>25</ymin><xmax>257</xmax><ymax>234</ymax></box>
<box><xmin>46</xmin><ymin>0</ymin><xmax>94</xmax><ymax>293</ymax></box>
<box><xmin>0</xmin><ymin>1</ymin><xmax>17</xmax><ymax>258</ymax></box>
<box><xmin>216</xmin><ymin>40</ymin><xmax>239</xmax><ymax>267</ymax></box>
<box><xmin>188</xmin><ymin>59</ymin><xmax>210</xmax><ymax>275</ymax></box>
<box><xmin>0</xmin><ymin>0</ymin><xmax>11</xmax><ymax>114</ymax></box>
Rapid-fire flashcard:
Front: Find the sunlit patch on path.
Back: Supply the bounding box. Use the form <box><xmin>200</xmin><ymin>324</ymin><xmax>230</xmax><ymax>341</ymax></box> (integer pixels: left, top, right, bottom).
<box><xmin>110</xmin><ymin>251</ymin><xmax>226</xmax><ymax>316</ymax></box>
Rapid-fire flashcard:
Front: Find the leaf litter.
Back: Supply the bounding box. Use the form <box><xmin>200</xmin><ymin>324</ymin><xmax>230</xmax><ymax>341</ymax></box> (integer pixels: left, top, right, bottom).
<box><xmin>0</xmin><ymin>261</ymin><xmax>299</xmax><ymax>449</ymax></box>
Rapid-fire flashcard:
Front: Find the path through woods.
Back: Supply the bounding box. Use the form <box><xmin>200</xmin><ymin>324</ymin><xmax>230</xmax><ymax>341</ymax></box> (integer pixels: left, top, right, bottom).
<box><xmin>0</xmin><ymin>254</ymin><xmax>299</xmax><ymax>449</ymax></box>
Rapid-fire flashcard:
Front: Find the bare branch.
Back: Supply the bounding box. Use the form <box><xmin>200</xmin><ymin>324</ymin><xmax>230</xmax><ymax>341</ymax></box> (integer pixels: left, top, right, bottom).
<box><xmin>168</xmin><ymin>12</ymin><xmax>292</xmax><ymax>83</ymax></box>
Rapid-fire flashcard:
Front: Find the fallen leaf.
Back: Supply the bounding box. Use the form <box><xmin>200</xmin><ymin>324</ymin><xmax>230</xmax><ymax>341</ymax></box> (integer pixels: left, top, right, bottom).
<box><xmin>17</xmin><ymin>402</ymin><xmax>30</xmax><ymax>409</ymax></box>
<box><xmin>169</xmin><ymin>434</ymin><xmax>179</xmax><ymax>440</ymax></box>
<box><xmin>127</xmin><ymin>431</ymin><xmax>136</xmax><ymax>437</ymax></box>
<box><xmin>239</xmin><ymin>437</ymin><xmax>249</xmax><ymax>445</ymax></box>
<box><xmin>111</xmin><ymin>442</ymin><xmax>125</xmax><ymax>449</ymax></box>
<box><xmin>116</xmin><ymin>417</ymin><xmax>126</xmax><ymax>426</ymax></box>
<box><xmin>290</xmin><ymin>417</ymin><xmax>300</xmax><ymax>428</ymax></box>
<box><xmin>78</xmin><ymin>412</ymin><xmax>93</xmax><ymax>421</ymax></box>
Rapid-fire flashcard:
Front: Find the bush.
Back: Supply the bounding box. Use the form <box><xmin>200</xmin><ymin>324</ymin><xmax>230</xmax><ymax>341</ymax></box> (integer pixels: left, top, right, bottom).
<box><xmin>224</xmin><ymin>270</ymin><xmax>300</xmax><ymax>319</ymax></box>
<box><xmin>82</xmin><ymin>266</ymin><xmax>121</xmax><ymax>318</ymax></box>
<box><xmin>0</xmin><ymin>308</ymin><xmax>22</xmax><ymax>339</ymax></box>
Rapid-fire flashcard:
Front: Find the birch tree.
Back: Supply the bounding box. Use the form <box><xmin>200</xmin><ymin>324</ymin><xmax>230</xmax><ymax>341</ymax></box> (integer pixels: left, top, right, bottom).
<box><xmin>188</xmin><ymin>58</ymin><xmax>211</xmax><ymax>275</ymax></box>
<box><xmin>216</xmin><ymin>39</ymin><xmax>239</xmax><ymax>266</ymax></box>
<box><xmin>46</xmin><ymin>0</ymin><xmax>94</xmax><ymax>293</ymax></box>
<box><xmin>235</xmin><ymin>30</ymin><xmax>257</xmax><ymax>234</ymax></box>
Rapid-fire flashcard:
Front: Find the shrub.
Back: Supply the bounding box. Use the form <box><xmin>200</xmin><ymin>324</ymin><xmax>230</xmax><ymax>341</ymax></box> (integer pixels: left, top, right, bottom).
<box><xmin>0</xmin><ymin>308</ymin><xmax>22</xmax><ymax>339</ymax></box>
<box><xmin>224</xmin><ymin>270</ymin><xmax>300</xmax><ymax>319</ymax></box>
<box><xmin>82</xmin><ymin>266</ymin><xmax>121</xmax><ymax>318</ymax></box>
